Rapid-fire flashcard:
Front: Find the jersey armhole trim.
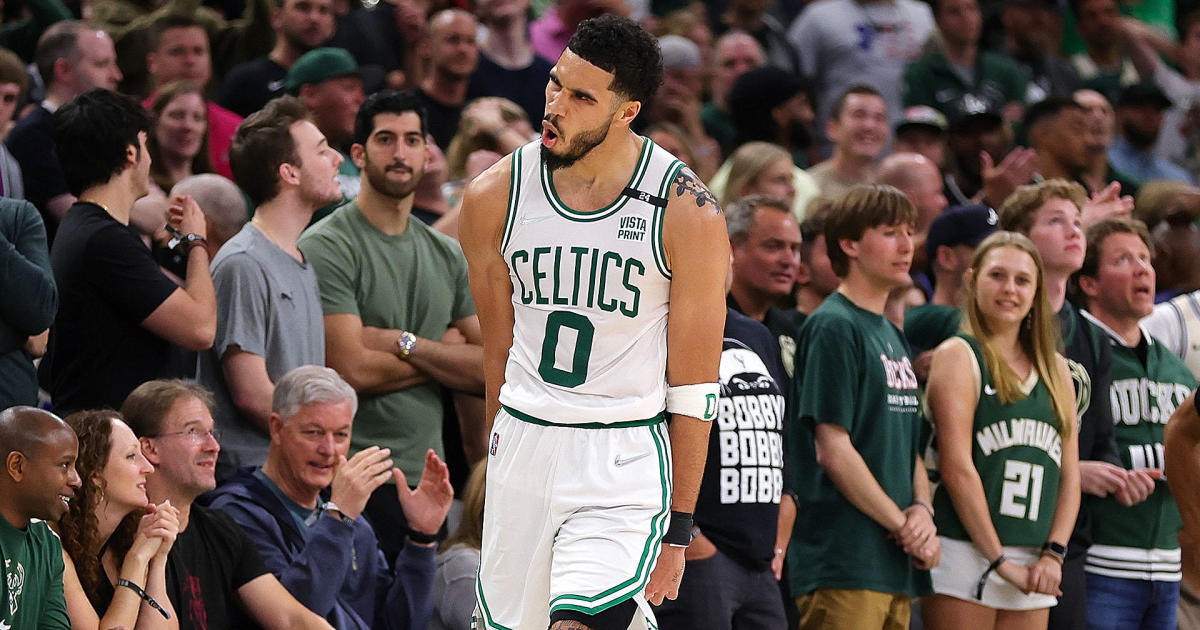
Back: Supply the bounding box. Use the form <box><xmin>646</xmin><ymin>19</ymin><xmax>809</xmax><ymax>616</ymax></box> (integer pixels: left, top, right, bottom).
<box><xmin>651</xmin><ymin>160</ymin><xmax>686</xmax><ymax>279</ymax></box>
<box><xmin>948</xmin><ymin>336</ymin><xmax>982</xmax><ymax>401</ymax></box>
<box><xmin>500</xmin><ymin>147</ymin><xmax>523</xmax><ymax>253</ymax></box>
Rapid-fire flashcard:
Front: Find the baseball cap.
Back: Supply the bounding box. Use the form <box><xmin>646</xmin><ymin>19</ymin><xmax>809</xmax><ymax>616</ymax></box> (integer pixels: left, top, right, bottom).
<box><xmin>946</xmin><ymin>91</ymin><xmax>1004</xmax><ymax>132</ymax></box>
<box><xmin>896</xmin><ymin>105</ymin><xmax>948</xmax><ymax>136</ymax></box>
<box><xmin>925</xmin><ymin>204</ymin><xmax>999</xmax><ymax>262</ymax></box>
<box><xmin>286</xmin><ymin>47</ymin><xmax>360</xmax><ymax>94</ymax></box>
<box><xmin>1117</xmin><ymin>82</ymin><xmax>1173</xmax><ymax>110</ymax></box>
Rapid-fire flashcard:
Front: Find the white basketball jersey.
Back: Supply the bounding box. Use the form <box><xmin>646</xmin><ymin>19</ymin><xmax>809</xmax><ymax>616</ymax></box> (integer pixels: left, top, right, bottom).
<box><xmin>498</xmin><ymin>138</ymin><xmax>685</xmax><ymax>425</ymax></box>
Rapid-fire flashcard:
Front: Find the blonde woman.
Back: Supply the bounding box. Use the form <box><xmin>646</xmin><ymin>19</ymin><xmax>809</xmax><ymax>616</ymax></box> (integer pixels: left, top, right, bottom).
<box><xmin>923</xmin><ymin>231</ymin><xmax>1080</xmax><ymax>630</ymax></box>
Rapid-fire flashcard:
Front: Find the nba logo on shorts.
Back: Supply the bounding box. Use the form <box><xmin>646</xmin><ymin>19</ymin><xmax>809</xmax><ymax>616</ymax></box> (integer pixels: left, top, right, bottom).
<box><xmin>490</xmin><ymin>432</ymin><xmax>500</xmax><ymax>456</ymax></box>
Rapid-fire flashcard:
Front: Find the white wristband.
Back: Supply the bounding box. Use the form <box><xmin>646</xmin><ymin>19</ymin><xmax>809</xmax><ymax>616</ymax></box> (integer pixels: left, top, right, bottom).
<box><xmin>666</xmin><ymin>383</ymin><xmax>720</xmax><ymax>421</ymax></box>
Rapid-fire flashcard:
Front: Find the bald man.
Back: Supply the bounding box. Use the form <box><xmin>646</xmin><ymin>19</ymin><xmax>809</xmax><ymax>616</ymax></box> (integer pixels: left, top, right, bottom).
<box><xmin>171</xmin><ymin>174</ymin><xmax>249</xmax><ymax>258</ymax></box>
<box><xmin>0</xmin><ymin>406</ymin><xmax>81</xmax><ymax>630</ymax></box>
<box><xmin>877</xmin><ymin>152</ymin><xmax>949</xmax><ymax>278</ymax></box>
<box><xmin>416</xmin><ymin>9</ymin><xmax>480</xmax><ymax>148</ymax></box>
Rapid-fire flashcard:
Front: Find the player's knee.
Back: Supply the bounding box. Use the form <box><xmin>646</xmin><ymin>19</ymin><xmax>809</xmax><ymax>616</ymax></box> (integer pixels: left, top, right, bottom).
<box><xmin>548</xmin><ymin>599</ymin><xmax>637</xmax><ymax>630</ymax></box>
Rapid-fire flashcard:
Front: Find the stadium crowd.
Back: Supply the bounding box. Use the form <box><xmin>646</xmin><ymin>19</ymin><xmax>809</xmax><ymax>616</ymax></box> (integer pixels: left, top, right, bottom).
<box><xmin>4</xmin><ymin>0</ymin><xmax>1200</xmax><ymax>628</ymax></box>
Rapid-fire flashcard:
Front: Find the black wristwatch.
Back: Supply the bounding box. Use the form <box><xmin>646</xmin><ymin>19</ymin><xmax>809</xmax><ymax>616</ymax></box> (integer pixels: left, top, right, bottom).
<box><xmin>1041</xmin><ymin>541</ymin><xmax>1067</xmax><ymax>560</ymax></box>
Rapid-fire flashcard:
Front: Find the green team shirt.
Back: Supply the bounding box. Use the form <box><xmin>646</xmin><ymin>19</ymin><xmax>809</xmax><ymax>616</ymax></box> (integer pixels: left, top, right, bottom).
<box><xmin>299</xmin><ymin>201</ymin><xmax>476</xmax><ymax>483</ymax></box>
<box><xmin>904</xmin><ymin>303</ymin><xmax>961</xmax><ymax>357</ymax></box>
<box><xmin>0</xmin><ymin>516</ymin><xmax>70</xmax><ymax>630</ymax></box>
<box><xmin>932</xmin><ymin>334</ymin><xmax>1064</xmax><ymax>547</ymax></box>
<box><xmin>786</xmin><ymin>292</ymin><xmax>932</xmax><ymax>597</ymax></box>
<box><xmin>1084</xmin><ymin>314</ymin><xmax>1196</xmax><ymax>581</ymax></box>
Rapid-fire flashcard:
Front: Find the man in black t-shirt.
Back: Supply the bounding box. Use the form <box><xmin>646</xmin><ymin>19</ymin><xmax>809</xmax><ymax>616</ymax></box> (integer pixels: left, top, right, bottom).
<box><xmin>415</xmin><ymin>9</ymin><xmax>479</xmax><ymax>149</ymax></box>
<box><xmin>39</xmin><ymin>89</ymin><xmax>217</xmax><ymax>412</ymax></box>
<box><xmin>121</xmin><ymin>380</ymin><xmax>335</xmax><ymax>630</ymax></box>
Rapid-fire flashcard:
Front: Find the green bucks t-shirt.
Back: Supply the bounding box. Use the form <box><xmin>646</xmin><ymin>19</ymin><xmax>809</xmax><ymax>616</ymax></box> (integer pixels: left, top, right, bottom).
<box><xmin>932</xmin><ymin>334</ymin><xmax>1064</xmax><ymax>547</ymax></box>
<box><xmin>786</xmin><ymin>291</ymin><xmax>932</xmax><ymax>597</ymax></box>
<box><xmin>299</xmin><ymin>201</ymin><xmax>476</xmax><ymax>483</ymax></box>
<box><xmin>0</xmin><ymin>516</ymin><xmax>70</xmax><ymax>630</ymax></box>
<box><xmin>1084</xmin><ymin>314</ymin><xmax>1196</xmax><ymax>581</ymax></box>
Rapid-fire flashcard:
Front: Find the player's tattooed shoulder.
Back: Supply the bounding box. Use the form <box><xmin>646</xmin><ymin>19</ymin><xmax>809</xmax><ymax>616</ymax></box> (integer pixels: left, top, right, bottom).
<box><xmin>672</xmin><ymin>167</ymin><xmax>721</xmax><ymax>214</ymax></box>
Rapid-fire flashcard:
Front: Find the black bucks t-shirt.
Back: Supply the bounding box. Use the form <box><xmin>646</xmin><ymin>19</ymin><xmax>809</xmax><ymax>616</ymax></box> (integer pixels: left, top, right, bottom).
<box><xmin>694</xmin><ymin>308</ymin><xmax>788</xmax><ymax>571</ymax></box>
<box><xmin>167</xmin><ymin>506</ymin><xmax>270</xmax><ymax>630</ymax></box>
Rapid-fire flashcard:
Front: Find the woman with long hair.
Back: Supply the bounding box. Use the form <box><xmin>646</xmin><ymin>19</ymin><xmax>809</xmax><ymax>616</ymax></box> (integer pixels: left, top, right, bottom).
<box><xmin>923</xmin><ymin>231</ymin><xmax>1080</xmax><ymax>630</ymax></box>
<box><xmin>719</xmin><ymin>141</ymin><xmax>796</xmax><ymax>209</ymax></box>
<box><xmin>58</xmin><ymin>410</ymin><xmax>180</xmax><ymax>630</ymax></box>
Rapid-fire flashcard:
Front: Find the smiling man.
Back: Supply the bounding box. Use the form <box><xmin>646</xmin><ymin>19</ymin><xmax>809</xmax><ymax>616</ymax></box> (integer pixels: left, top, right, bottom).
<box><xmin>1077</xmin><ymin>217</ymin><xmax>1197</xmax><ymax>630</ymax></box>
<box><xmin>806</xmin><ymin>85</ymin><xmax>890</xmax><ymax>201</ymax></box>
<box><xmin>0</xmin><ymin>405</ymin><xmax>80</xmax><ymax>630</ymax></box>
<box><xmin>197</xmin><ymin>96</ymin><xmax>339</xmax><ymax>482</ymax></box>
<box><xmin>207</xmin><ymin>365</ymin><xmax>453</xmax><ymax>629</ymax></box>
<box><xmin>122</xmin><ymin>379</ymin><xmax>337</xmax><ymax>630</ymax></box>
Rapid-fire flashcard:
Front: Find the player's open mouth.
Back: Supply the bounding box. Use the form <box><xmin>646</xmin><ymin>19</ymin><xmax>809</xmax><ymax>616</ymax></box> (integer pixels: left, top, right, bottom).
<box><xmin>542</xmin><ymin>122</ymin><xmax>559</xmax><ymax>148</ymax></box>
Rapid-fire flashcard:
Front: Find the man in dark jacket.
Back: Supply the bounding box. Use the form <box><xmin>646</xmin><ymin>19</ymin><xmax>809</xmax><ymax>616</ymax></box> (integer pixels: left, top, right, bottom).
<box><xmin>207</xmin><ymin>365</ymin><xmax>454</xmax><ymax>630</ymax></box>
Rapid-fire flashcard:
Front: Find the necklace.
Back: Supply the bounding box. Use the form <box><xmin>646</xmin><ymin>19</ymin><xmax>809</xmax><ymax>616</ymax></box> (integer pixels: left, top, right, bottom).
<box><xmin>78</xmin><ymin>198</ymin><xmax>111</xmax><ymax>215</ymax></box>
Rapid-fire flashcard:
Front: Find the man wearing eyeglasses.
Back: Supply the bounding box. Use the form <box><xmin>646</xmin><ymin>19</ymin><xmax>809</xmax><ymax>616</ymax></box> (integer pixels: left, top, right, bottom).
<box><xmin>206</xmin><ymin>365</ymin><xmax>454</xmax><ymax>630</ymax></box>
<box><xmin>121</xmin><ymin>379</ymin><xmax>337</xmax><ymax>630</ymax></box>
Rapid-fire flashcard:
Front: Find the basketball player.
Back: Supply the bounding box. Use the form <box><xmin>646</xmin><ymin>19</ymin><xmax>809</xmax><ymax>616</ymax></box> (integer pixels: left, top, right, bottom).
<box><xmin>460</xmin><ymin>15</ymin><xmax>730</xmax><ymax>630</ymax></box>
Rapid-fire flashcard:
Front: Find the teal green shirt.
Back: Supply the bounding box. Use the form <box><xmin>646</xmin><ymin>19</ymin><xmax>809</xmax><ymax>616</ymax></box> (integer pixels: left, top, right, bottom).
<box><xmin>786</xmin><ymin>292</ymin><xmax>932</xmax><ymax>597</ymax></box>
<box><xmin>0</xmin><ymin>516</ymin><xmax>70</xmax><ymax>630</ymax></box>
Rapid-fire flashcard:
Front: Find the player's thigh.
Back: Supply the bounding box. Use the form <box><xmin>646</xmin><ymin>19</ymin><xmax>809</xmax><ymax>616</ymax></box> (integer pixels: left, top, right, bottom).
<box><xmin>477</xmin><ymin>412</ymin><xmax>559</xmax><ymax>629</ymax></box>
<box><xmin>548</xmin><ymin>423</ymin><xmax>672</xmax><ymax>618</ymax></box>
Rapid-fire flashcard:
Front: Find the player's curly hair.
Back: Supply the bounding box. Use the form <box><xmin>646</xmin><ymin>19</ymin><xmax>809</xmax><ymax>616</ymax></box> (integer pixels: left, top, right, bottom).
<box><xmin>565</xmin><ymin>14</ymin><xmax>663</xmax><ymax>107</ymax></box>
<box><xmin>59</xmin><ymin>410</ymin><xmax>144</xmax><ymax>612</ymax></box>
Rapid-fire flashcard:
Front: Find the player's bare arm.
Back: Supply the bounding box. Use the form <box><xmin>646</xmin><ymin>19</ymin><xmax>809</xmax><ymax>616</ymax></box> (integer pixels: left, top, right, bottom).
<box><xmin>644</xmin><ymin>166</ymin><xmax>729</xmax><ymax>606</ymax></box>
<box><xmin>460</xmin><ymin>155</ymin><xmax>517</xmax><ymax>431</ymax></box>
<box><xmin>1166</xmin><ymin>391</ymin><xmax>1200</xmax><ymax>588</ymax></box>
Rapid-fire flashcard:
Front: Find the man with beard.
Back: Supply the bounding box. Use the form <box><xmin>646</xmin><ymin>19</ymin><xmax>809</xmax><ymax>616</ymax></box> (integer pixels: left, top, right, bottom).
<box><xmin>217</xmin><ymin>0</ymin><xmax>336</xmax><ymax>118</ymax></box>
<box><xmin>197</xmin><ymin>96</ymin><xmax>342</xmax><ymax>481</ymax></box>
<box><xmin>1108</xmin><ymin>83</ymin><xmax>1194</xmax><ymax>185</ymax></box>
<box><xmin>460</xmin><ymin>14</ymin><xmax>729</xmax><ymax>630</ymax></box>
<box><xmin>299</xmin><ymin>90</ymin><xmax>483</xmax><ymax>564</ymax></box>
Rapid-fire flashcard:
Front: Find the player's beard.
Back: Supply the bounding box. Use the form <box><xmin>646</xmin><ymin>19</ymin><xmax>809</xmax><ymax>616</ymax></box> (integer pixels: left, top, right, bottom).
<box><xmin>363</xmin><ymin>155</ymin><xmax>422</xmax><ymax>200</ymax></box>
<box><xmin>541</xmin><ymin>118</ymin><xmax>610</xmax><ymax>172</ymax></box>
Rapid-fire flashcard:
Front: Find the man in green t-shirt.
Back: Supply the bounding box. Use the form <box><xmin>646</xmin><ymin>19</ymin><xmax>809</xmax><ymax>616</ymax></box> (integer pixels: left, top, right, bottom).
<box><xmin>299</xmin><ymin>91</ymin><xmax>482</xmax><ymax>562</ymax></box>
<box><xmin>786</xmin><ymin>185</ymin><xmax>938</xmax><ymax>630</ymax></box>
<box><xmin>0</xmin><ymin>406</ymin><xmax>80</xmax><ymax>630</ymax></box>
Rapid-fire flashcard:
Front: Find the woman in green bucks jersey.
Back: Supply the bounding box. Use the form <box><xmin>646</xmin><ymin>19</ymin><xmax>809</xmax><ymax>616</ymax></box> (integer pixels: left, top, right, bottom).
<box><xmin>923</xmin><ymin>231</ymin><xmax>1080</xmax><ymax>629</ymax></box>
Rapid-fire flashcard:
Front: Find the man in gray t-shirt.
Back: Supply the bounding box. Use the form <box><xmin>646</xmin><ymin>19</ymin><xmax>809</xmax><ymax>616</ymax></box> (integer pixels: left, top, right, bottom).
<box><xmin>787</xmin><ymin>0</ymin><xmax>934</xmax><ymax>158</ymax></box>
<box><xmin>196</xmin><ymin>96</ymin><xmax>346</xmax><ymax>481</ymax></box>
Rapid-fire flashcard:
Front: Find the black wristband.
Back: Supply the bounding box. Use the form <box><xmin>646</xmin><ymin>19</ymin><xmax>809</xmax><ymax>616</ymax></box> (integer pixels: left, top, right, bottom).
<box><xmin>116</xmin><ymin>578</ymin><xmax>171</xmax><ymax>619</ymax></box>
<box><xmin>974</xmin><ymin>553</ymin><xmax>1007</xmax><ymax>600</ymax></box>
<box><xmin>662</xmin><ymin>511</ymin><xmax>694</xmax><ymax>547</ymax></box>
<box><xmin>1194</xmin><ymin>385</ymin><xmax>1200</xmax><ymax>417</ymax></box>
<box><xmin>408</xmin><ymin>529</ymin><xmax>438</xmax><ymax>545</ymax></box>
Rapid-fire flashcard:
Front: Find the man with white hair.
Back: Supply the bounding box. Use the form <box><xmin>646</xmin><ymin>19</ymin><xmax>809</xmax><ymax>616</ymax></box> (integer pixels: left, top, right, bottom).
<box><xmin>208</xmin><ymin>365</ymin><xmax>454</xmax><ymax>630</ymax></box>
<box><xmin>170</xmin><ymin>174</ymin><xmax>249</xmax><ymax>258</ymax></box>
